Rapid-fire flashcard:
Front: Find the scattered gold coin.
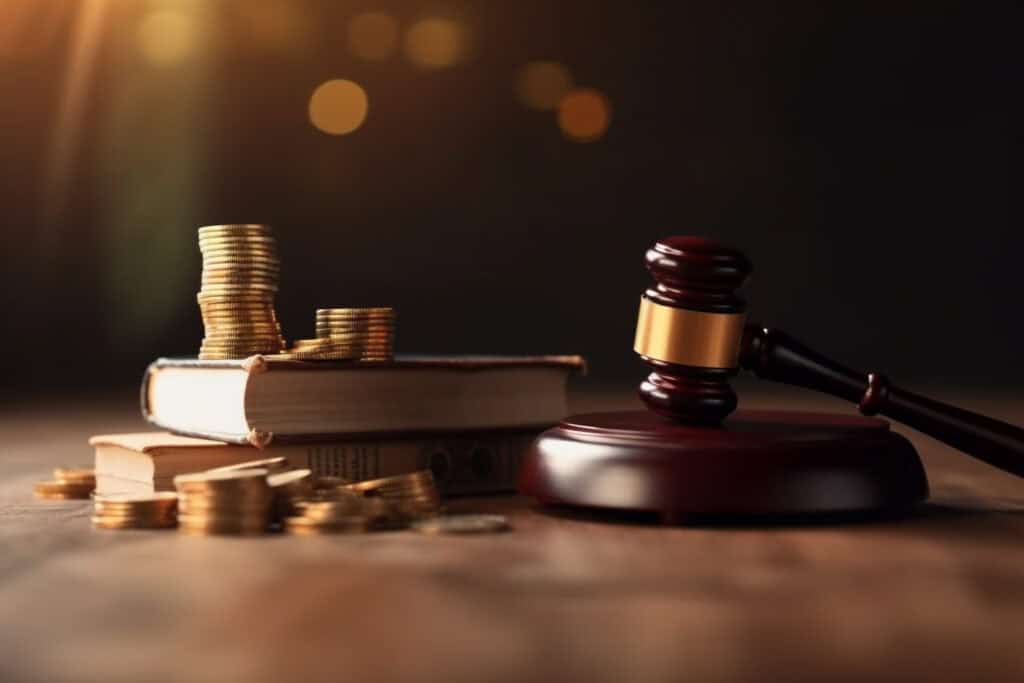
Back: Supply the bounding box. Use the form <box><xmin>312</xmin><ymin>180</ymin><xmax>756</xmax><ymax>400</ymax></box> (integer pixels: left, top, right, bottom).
<box><xmin>411</xmin><ymin>514</ymin><xmax>510</xmax><ymax>535</ymax></box>
<box><xmin>34</xmin><ymin>465</ymin><xmax>96</xmax><ymax>499</ymax></box>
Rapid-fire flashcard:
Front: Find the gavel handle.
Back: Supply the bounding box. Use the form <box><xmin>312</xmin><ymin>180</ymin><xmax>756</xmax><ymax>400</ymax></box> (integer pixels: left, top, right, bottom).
<box><xmin>740</xmin><ymin>325</ymin><xmax>1024</xmax><ymax>478</ymax></box>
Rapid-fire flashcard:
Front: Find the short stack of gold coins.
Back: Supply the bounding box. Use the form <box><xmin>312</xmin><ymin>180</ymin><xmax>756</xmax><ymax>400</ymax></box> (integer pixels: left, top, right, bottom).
<box><xmin>34</xmin><ymin>466</ymin><xmax>95</xmax><ymax>500</ymax></box>
<box><xmin>280</xmin><ymin>307</ymin><xmax>394</xmax><ymax>361</ymax></box>
<box><xmin>174</xmin><ymin>469</ymin><xmax>273</xmax><ymax>535</ymax></box>
<box><xmin>267</xmin><ymin>468</ymin><xmax>314</xmax><ymax>523</ymax></box>
<box><xmin>283</xmin><ymin>487</ymin><xmax>368</xmax><ymax>535</ymax></box>
<box><xmin>197</xmin><ymin>224</ymin><xmax>285</xmax><ymax>360</ymax></box>
<box><xmin>91</xmin><ymin>492</ymin><xmax>178</xmax><ymax>530</ymax></box>
<box><xmin>345</xmin><ymin>470</ymin><xmax>442</xmax><ymax>519</ymax></box>
<box><xmin>281</xmin><ymin>470</ymin><xmax>440</xmax><ymax>534</ymax></box>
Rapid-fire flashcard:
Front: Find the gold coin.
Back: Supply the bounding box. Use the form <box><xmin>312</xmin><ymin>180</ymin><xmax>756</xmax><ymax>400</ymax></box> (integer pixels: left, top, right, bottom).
<box><xmin>199</xmin><ymin>347</ymin><xmax>283</xmax><ymax>357</ymax></box>
<box><xmin>203</xmin><ymin>330</ymin><xmax>282</xmax><ymax>339</ymax></box>
<box><xmin>200</xmin><ymin>259</ymin><xmax>280</xmax><ymax>270</ymax></box>
<box><xmin>199</xmin><ymin>284</ymin><xmax>279</xmax><ymax>294</ymax></box>
<box><xmin>197</xmin><ymin>293</ymin><xmax>274</xmax><ymax>303</ymax></box>
<box><xmin>198</xmin><ymin>223</ymin><xmax>273</xmax><ymax>232</ymax></box>
<box><xmin>200</xmin><ymin>335</ymin><xmax>284</xmax><ymax>343</ymax></box>
<box><xmin>199</xmin><ymin>310</ymin><xmax>277</xmax><ymax>319</ymax></box>
<box><xmin>91</xmin><ymin>516</ymin><xmax>177</xmax><ymax>530</ymax></box>
<box><xmin>53</xmin><ymin>466</ymin><xmax>95</xmax><ymax>485</ymax></box>
<box><xmin>174</xmin><ymin>468</ymin><xmax>270</xmax><ymax>487</ymax></box>
<box><xmin>201</xmin><ymin>272</ymin><xmax>279</xmax><ymax>282</ymax></box>
<box><xmin>284</xmin><ymin>515</ymin><xmax>366</xmax><ymax>534</ymax></box>
<box><xmin>34</xmin><ymin>480</ymin><xmax>93</xmax><ymax>499</ymax></box>
<box><xmin>267</xmin><ymin>469</ymin><xmax>312</xmax><ymax>487</ymax></box>
<box><xmin>286</xmin><ymin>352</ymin><xmax>361</xmax><ymax>361</ymax></box>
<box><xmin>412</xmin><ymin>514</ymin><xmax>509</xmax><ymax>535</ymax></box>
<box><xmin>94</xmin><ymin>492</ymin><xmax>178</xmax><ymax>504</ymax></box>
<box><xmin>201</xmin><ymin>273</ymin><xmax>279</xmax><ymax>283</ymax></box>
<box><xmin>316</xmin><ymin>307</ymin><xmax>393</xmax><ymax>316</ymax></box>
<box><xmin>202</xmin><ymin>320</ymin><xmax>280</xmax><ymax>328</ymax></box>
<box><xmin>202</xmin><ymin>331</ymin><xmax>283</xmax><ymax>340</ymax></box>
<box><xmin>289</xmin><ymin>338</ymin><xmax>333</xmax><ymax>349</ymax></box>
<box><xmin>314</xmin><ymin>332</ymin><xmax>394</xmax><ymax>343</ymax></box>
<box><xmin>199</xmin><ymin>231</ymin><xmax>277</xmax><ymax>242</ymax></box>
<box><xmin>202</xmin><ymin>312</ymin><xmax>279</xmax><ymax>319</ymax></box>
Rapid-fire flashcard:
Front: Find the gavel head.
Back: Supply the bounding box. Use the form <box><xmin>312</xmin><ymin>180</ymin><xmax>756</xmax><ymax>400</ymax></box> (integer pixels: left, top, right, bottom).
<box><xmin>634</xmin><ymin>236</ymin><xmax>752</xmax><ymax>423</ymax></box>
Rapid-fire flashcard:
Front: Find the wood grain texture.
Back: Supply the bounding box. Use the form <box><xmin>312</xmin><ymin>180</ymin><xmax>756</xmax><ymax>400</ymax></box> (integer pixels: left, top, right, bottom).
<box><xmin>1</xmin><ymin>388</ymin><xmax>1022</xmax><ymax>683</ymax></box>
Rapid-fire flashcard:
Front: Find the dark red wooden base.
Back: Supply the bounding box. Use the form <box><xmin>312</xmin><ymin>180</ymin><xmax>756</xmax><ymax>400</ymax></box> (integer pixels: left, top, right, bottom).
<box><xmin>519</xmin><ymin>410</ymin><xmax>929</xmax><ymax>518</ymax></box>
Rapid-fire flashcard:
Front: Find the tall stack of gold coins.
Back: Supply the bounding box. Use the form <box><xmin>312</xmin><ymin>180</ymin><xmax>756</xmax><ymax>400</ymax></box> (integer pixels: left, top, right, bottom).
<box><xmin>197</xmin><ymin>224</ymin><xmax>285</xmax><ymax>360</ymax></box>
<box><xmin>282</xmin><ymin>307</ymin><xmax>395</xmax><ymax>361</ymax></box>
<box><xmin>174</xmin><ymin>469</ymin><xmax>273</xmax><ymax>535</ymax></box>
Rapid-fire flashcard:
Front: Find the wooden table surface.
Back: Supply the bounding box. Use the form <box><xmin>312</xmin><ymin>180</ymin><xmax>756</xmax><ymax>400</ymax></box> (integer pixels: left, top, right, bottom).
<box><xmin>1</xmin><ymin>387</ymin><xmax>1022</xmax><ymax>682</ymax></box>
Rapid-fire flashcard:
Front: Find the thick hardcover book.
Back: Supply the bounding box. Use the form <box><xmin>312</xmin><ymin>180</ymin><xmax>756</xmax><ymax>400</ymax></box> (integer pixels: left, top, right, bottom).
<box><xmin>142</xmin><ymin>354</ymin><xmax>584</xmax><ymax>447</ymax></box>
<box><xmin>92</xmin><ymin>430</ymin><xmax>539</xmax><ymax>497</ymax></box>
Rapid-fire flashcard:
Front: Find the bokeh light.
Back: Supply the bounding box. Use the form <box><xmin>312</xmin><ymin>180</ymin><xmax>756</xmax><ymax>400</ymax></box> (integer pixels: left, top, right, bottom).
<box><xmin>348</xmin><ymin>12</ymin><xmax>399</xmax><ymax>61</ymax></box>
<box><xmin>137</xmin><ymin>9</ymin><xmax>201</xmax><ymax>66</ymax></box>
<box><xmin>515</xmin><ymin>61</ymin><xmax>573</xmax><ymax>111</ymax></box>
<box><xmin>557</xmin><ymin>88</ymin><xmax>612</xmax><ymax>142</ymax></box>
<box><xmin>404</xmin><ymin>18</ymin><xmax>463</xmax><ymax>69</ymax></box>
<box><xmin>308</xmin><ymin>79</ymin><xmax>369</xmax><ymax>135</ymax></box>
<box><xmin>242</xmin><ymin>0</ymin><xmax>312</xmax><ymax>53</ymax></box>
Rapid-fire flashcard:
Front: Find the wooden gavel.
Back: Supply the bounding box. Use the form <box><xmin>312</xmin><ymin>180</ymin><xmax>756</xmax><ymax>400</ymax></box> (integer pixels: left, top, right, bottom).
<box><xmin>634</xmin><ymin>236</ymin><xmax>1024</xmax><ymax>478</ymax></box>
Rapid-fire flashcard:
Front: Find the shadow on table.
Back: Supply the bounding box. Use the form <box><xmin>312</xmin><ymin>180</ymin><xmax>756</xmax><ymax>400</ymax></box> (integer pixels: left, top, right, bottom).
<box><xmin>531</xmin><ymin>499</ymin><xmax>1024</xmax><ymax>530</ymax></box>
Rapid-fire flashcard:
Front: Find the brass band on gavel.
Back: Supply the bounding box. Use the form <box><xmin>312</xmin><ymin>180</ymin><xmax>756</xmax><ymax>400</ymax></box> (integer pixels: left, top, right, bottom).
<box><xmin>633</xmin><ymin>297</ymin><xmax>746</xmax><ymax>369</ymax></box>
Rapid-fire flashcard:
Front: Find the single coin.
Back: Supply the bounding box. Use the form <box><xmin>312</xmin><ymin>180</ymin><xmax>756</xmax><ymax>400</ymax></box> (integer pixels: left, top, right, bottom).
<box><xmin>199</xmin><ymin>311</ymin><xmax>279</xmax><ymax>321</ymax></box>
<box><xmin>288</xmin><ymin>339</ymin><xmax>334</xmax><ymax>349</ymax></box>
<box><xmin>267</xmin><ymin>469</ymin><xmax>312</xmax><ymax>488</ymax></box>
<box><xmin>34</xmin><ymin>480</ymin><xmax>93</xmax><ymax>498</ymax></box>
<box><xmin>200</xmin><ymin>337</ymin><xmax>284</xmax><ymax>345</ymax></box>
<box><xmin>201</xmin><ymin>334</ymin><xmax>283</xmax><ymax>343</ymax></box>
<box><xmin>284</xmin><ymin>515</ymin><xmax>366</xmax><ymax>534</ymax></box>
<box><xmin>53</xmin><ymin>466</ymin><xmax>96</xmax><ymax>484</ymax></box>
<box><xmin>312</xmin><ymin>476</ymin><xmax>353</xmax><ymax>490</ymax></box>
<box><xmin>315</xmin><ymin>333</ymin><xmax>394</xmax><ymax>343</ymax></box>
<box><xmin>199</xmin><ymin>285</ymin><xmax>279</xmax><ymax>294</ymax></box>
<box><xmin>94</xmin><ymin>492</ymin><xmax>178</xmax><ymax>504</ymax></box>
<box><xmin>316</xmin><ymin>307</ymin><xmax>393</xmax><ymax>315</ymax></box>
<box><xmin>199</xmin><ymin>237</ymin><xmax>276</xmax><ymax>246</ymax></box>
<box><xmin>201</xmin><ymin>273</ymin><xmax>279</xmax><ymax>283</ymax></box>
<box><xmin>199</xmin><ymin>311</ymin><xmax>278</xmax><ymax>320</ymax></box>
<box><xmin>412</xmin><ymin>514</ymin><xmax>509</xmax><ymax>535</ymax></box>
<box><xmin>200</xmin><ymin>260</ymin><xmax>279</xmax><ymax>270</ymax></box>
<box><xmin>91</xmin><ymin>516</ymin><xmax>177</xmax><ymax>530</ymax></box>
<box><xmin>197</xmin><ymin>294</ymin><xmax>275</xmax><ymax>304</ymax></box>
<box><xmin>285</xmin><ymin>352</ymin><xmax>362</xmax><ymax>361</ymax></box>
<box><xmin>315</xmin><ymin>328</ymin><xmax>392</xmax><ymax>338</ymax></box>
<box><xmin>175</xmin><ymin>468</ymin><xmax>270</xmax><ymax>487</ymax></box>
<box><xmin>201</xmin><ymin>273</ymin><xmax>278</xmax><ymax>283</ymax></box>
<box><xmin>198</xmin><ymin>223</ymin><xmax>273</xmax><ymax>231</ymax></box>
<box><xmin>203</xmin><ymin>326</ymin><xmax>281</xmax><ymax>335</ymax></box>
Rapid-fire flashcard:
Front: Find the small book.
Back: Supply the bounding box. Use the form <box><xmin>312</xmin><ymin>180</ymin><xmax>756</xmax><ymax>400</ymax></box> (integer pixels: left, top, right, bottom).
<box><xmin>91</xmin><ymin>430</ymin><xmax>541</xmax><ymax>497</ymax></box>
<box><xmin>142</xmin><ymin>354</ymin><xmax>585</xmax><ymax>446</ymax></box>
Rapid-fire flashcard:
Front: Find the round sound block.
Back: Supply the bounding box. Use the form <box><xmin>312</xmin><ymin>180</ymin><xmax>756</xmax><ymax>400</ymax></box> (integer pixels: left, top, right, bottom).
<box><xmin>519</xmin><ymin>410</ymin><xmax>929</xmax><ymax>517</ymax></box>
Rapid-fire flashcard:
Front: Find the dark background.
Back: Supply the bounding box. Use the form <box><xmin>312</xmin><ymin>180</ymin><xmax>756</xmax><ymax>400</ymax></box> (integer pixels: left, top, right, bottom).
<box><xmin>1</xmin><ymin>1</ymin><xmax>1020</xmax><ymax>394</ymax></box>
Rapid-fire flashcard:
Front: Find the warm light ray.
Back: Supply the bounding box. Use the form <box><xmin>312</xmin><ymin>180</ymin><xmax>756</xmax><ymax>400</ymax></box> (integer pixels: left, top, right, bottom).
<box><xmin>42</xmin><ymin>0</ymin><xmax>110</xmax><ymax>241</ymax></box>
<box><xmin>0</xmin><ymin>0</ymin><xmax>66</xmax><ymax>59</ymax></box>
